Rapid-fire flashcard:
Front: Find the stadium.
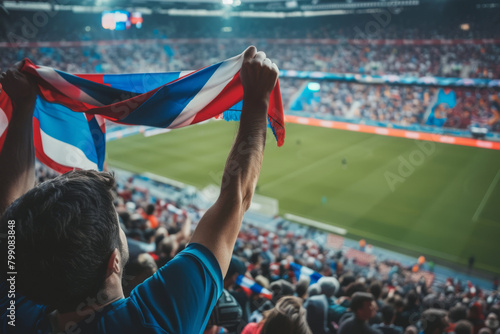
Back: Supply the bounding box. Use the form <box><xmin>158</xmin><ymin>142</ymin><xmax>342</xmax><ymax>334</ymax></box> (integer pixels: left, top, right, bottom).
<box><xmin>0</xmin><ymin>0</ymin><xmax>500</xmax><ymax>333</ymax></box>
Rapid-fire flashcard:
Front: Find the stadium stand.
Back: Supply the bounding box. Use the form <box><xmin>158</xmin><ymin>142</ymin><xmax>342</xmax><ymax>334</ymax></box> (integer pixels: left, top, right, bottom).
<box><xmin>29</xmin><ymin>161</ymin><xmax>500</xmax><ymax>334</ymax></box>
<box><xmin>1</xmin><ymin>2</ymin><xmax>500</xmax><ymax>333</ymax></box>
<box><xmin>1</xmin><ymin>40</ymin><xmax>500</xmax><ymax>135</ymax></box>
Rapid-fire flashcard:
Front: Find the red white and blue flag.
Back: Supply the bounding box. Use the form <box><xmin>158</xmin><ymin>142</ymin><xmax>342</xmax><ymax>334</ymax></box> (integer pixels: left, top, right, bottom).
<box><xmin>290</xmin><ymin>262</ymin><xmax>323</xmax><ymax>284</ymax></box>
<box><xmin>0</xmin><ymin>51</ymin><xmax>284</xmax><ymax>173</ymax></box>
<box><xmin>235</xmin><ymin>275</ymin><xmax>273</xmax><ymax>300</ymax></box>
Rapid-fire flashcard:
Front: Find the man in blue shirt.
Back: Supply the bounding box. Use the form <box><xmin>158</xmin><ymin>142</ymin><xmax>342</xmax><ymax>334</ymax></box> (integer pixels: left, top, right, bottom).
<box><xmin>0</xmin><ymin>45</ymin><xmax>278</xmax><ymax>333</ymax></box>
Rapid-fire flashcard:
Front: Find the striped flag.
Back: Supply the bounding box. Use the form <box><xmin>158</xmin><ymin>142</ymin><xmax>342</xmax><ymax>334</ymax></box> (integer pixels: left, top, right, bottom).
<box><xmin>235</xmin><ymin>275</ymin><xmax>272</xmax><ymax>300</ymax></box>
<box><xmin>0</xmin><ymin>51</ymin><xmax>284</xmax><ymax>173</ymax></box>
<box><xmin>290</xmin><ymin>262</ymin><xmax>323</xmax><ymax>284</ymax></box>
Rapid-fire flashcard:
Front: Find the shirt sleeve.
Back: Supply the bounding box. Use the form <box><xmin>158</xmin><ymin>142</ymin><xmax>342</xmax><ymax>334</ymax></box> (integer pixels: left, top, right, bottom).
<box><xmin>129</xmin><ymin>243</ymin><xmax>223</xmax><ymax>334</ymax></box>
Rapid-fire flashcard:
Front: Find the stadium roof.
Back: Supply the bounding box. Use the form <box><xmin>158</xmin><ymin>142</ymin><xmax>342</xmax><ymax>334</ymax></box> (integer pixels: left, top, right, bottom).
<box><xmin>2</xmin><ymin>0</ymin><xmax>499</xmax><ymax>16</ymax></box>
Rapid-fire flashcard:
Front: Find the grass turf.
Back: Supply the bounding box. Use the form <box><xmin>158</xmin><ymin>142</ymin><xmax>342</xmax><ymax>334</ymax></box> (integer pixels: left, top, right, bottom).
<box><xmin>107</xmin><ymin>121</ymin><xmax>500</xmax><ymax>274</ymax></box>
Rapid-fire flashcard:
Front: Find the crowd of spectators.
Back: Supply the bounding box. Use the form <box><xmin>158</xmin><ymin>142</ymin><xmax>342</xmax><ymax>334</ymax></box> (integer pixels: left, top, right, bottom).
<box><xmin>1</xmin><ymin>40</ymin><xmax>500</xmax><ymax>133</ymax></box>
<box><xmin>2</xmin><ymin>41</ymin><xmax>500</xmax><ymax>78</ymax></box>
<box><xmin>295</xmin><ymin>82</ymin><xmax>500</xmax><ymax>132</ymax></box>
<box><xmin>31</xmin><ymin>162</ymin><xmax>500</xmax><ymax>334</ymax></box>
<box><xmin>2</xmin><ymin>11</ymin><xmax>500</xmax><ymax>135</ymax></box>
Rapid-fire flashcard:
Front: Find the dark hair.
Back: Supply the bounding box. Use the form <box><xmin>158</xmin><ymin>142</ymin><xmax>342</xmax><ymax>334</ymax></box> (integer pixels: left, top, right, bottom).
<box><xmin>421</xmin><ymin>309</ymin><xmax>448</xmax><ymax>334</ymax></box>
<box><xmin>369</xmin><ymin>281</ymin><xmax>382</xmax><ymax>300</ymax></box>
<box><xmin>0</xmin><ymin>170</ymin><xmax>123</xmax><ymax>312</ymax></box>
<box><xmin>454</xmin><ymin>320</ymin><xmax>473</xmax><ymax>334</ymax></box>
<box><xmin>250</xmin><ymin>251</ymin><xmax>261</xmax><ymax>265</ymax></box>
<box><xmin>381</xmin><ymin>304</ymin><xmax>395</xmax><ymax>324</ymax></box>
<box><xmin>350</xmin><ymin>292</ymin><xmax>374</xmax><ymax>312</ymax></box>
<box><xmin>406</xmin><ymin>290</ymin><xmax>419</xmax><ymax>308</ymax></box>
<box><xmin>261</xmin><ymin>296</ymin><xmax>312</xmax><ymax>334</ymax></box>
<box><xmin>449</xmin><ymin>305</ymin><xmax>467</xmax><ymax>322</ymax></box>
<box><xmin>346</xmin><ymin>282</ymin><xmax>367</xmax><ymax>297</ymax></box>
<box><xmin>146</xmin><ymin>203</ymin><xmax>155</xmax><ymax>215</ymax></box>
<box><xmin>295</xmin><ymin>278</ymin><xmax>310</xmax><ymax>299</ymax></box>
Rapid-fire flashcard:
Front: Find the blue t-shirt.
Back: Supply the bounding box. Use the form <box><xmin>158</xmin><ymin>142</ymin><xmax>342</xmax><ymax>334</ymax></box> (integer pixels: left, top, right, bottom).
<box><xmin>0</xmin><ymin>243</ymin><xmax>223</xmax><ymax>334</ymax></box>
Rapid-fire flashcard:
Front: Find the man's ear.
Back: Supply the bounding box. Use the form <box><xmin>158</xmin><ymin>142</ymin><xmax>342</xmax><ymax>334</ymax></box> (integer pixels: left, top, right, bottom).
<box><xmin>106</xmin><ymin>248</ymin><xmax>121</xmax><ymax>277</ymax></box>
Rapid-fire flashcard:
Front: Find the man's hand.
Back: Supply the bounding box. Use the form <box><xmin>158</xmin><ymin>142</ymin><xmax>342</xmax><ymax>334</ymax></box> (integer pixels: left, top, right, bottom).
<box><xmin>0</xmin><ymin>61</ymin><xmax>38</xmax><ymax>112</ymax></box>
<box><xmin>240</xmin><ymin>46</ymin><xmax>279</xmax><ymax>104</ymax></box>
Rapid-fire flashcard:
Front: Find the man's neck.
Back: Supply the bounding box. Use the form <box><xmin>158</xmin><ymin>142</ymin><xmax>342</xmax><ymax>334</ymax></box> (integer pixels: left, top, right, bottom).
<box><xmin>50</xmin><ymin>276</ymin><xmax>124</xmax><ymax>332</ymax></box>
<box><xmin>50</xmin><ymin>295</ymin><xmax>123</xmax><ymax>332</ymax></box>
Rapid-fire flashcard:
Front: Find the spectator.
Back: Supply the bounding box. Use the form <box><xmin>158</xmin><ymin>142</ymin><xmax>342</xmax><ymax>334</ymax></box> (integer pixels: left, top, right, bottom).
<box><xmin>421</xmin><ymin>309</ymin><xmax>449</xmax><ymax>334</ymax></box>
<box><xmin>122</xmin><ymin>253</ymin><xmax>158</xmax><ymax>297</ymax></box>
<box><xmin>144</xmin><ymin>203</ymin><xmax>159</xmax><ymax>229</ymax></box>
<box><xmin>338</xmin><ymin>292</ymin><xmax>382</xmax><ymax>334</ymax></box>
<box><xmin>0</xmin><ymin>46</ymin><xmax>280</xmax><ymax>333</ymax></box>
<box><xmin>205</xmin><ymin>289</ymin><xmax>243</xmax><ymax>334</ymax></box>
<box><xmin>296</xmin><ymin>278</ymin><xmax>311</xmax><ymax>301</ymax></box>
<box><xmin>486</xmin><ymin>313</ymin><xmax>500</xmax><ymax>333</ymax></box>
<box><xmin>260</xmin><ymin>296</ymin><xmax>312</xmax><ymax>334</ymax></box>
<box><xmin>454</xmin><ymin>320</ymin><xmax>474</xmax><ymax>334</ymax></box>
<box><xmin>372</xmin><ymin>305</ymin><xmax>404</xmax><ymax>334</ymax></box>
<box><xmin>270</xmin><ymin>279</ymin><xmax>295</xmax><ymax>304</ymax></box>
<box><xmin>304</xmin><ymin>294</ymin><xmax>332</xmax><ymax>334</ymax></box>
<box><xmin>468</xmin><ymin>302</ymin><xmax>486</xmax><ymax>334</ymax></box>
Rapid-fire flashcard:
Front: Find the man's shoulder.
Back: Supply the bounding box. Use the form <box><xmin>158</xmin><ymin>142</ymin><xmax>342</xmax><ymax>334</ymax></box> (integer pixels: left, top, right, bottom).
<box><xmin>0</xmin><ymin>243</ymin><xmax>223</xmax><ymax>334</ymax></box>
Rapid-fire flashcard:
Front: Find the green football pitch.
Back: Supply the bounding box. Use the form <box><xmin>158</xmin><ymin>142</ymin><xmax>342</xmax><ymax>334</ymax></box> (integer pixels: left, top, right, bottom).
<box><xmin>107</xmin><ymin>121</ymin><xmax>500</xmax><ymax>274</ymax></box>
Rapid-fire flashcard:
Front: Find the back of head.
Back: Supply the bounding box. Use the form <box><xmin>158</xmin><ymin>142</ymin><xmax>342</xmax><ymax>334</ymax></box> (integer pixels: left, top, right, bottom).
<box><xmin>307</xmin><ymin>283</ymin><xmax>322</xmax><ymax>297</ymax></box>
<box><xmin>346</xmin><ymin>281</ymin><xmax>367</xmax><ymax>297</ymax></box>
<box><xmin>296</xmin><ymin>278</ymin><xmax>310</xmax><ymax>299</ymax></box>
<box><xmin>404</xmin><ymin>326</ymin><xmax>418</xmax><ymax>334</ymax></box>
<box><xmin>304</xmin><ymin>295</ymin><xmax>329</xmax><ymax>334</ymax></box>
<box><xmin>449</xmin><ymin>305</ymin><xmax>467</xmax><ymax>323</ymax></box>
<box><xmin>261</xmin><ymin>296</ymin><xmax>312</xmax><ymax>334</ymax></box>
<box><xmin>123</xmin><ymin>253</ymin><xmax>157</xmax><ymax>297</ymax></box>
<box><xmin>0</xmin><ymin>170</ymin><xmax>123</xmax><ymax>312</ymax></box>
<box><xmin>406</xmin><ymin>290</ymin><xmax>419</xmax><ymax>307</ymax></box>
<box><xmin>421</xmin><ymin>309</ymin><xmax>448</xmax><ymax>334</ymax></box>
<box><xmin>454</xmin><ymin>320</ymin><xmax>473</xmax><ymax>334</ymax></box>
<box><xmin>146</xmin><ymin>203</ymin><xmax>155</xmax><ymax>215</ymax></box>
<box><xmin>270</xmin><ymin>279</ymin><xmax>295</xmax><ymax>304</ymax></box>
<box><xmin>318</xmin><ymin>276</ymin><xmax>339</xmax><ymax>298</ymax></box>
<box><xmin>350</xmin><ymin>292</ymin><xmax>374</xmax><ymax>312</ymax></box>
<box><xmin>478</xmin><ymin>329</ymin><xmax>492</xmax><ymax>334</ymax></box>
<box><xmin>381</xmin><ymin>304</ymin><xmax>395</xmax><ymax>324</ymax></box>
<box><xmin>369</xmin><ymin>281</ymin><xmax>382</xmax><ymax>300</ymax></box>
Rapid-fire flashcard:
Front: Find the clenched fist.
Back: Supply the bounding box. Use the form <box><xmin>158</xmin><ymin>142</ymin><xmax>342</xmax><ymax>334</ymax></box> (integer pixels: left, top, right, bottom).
<box><xmin>0</xmin><ymin>61</ymin><xmax>38</xmax><ymax>109</ymax></box>
<box><xmin>239</xmin><ymin>46</ymin><xmax>279</xmax><ymax>105</ymax></box>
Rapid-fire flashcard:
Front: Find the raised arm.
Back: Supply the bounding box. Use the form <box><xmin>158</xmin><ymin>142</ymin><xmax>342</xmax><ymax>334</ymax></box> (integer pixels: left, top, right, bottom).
<box><xmin>190</xmin><ymin>46</ymin><xmax>279</xmax><ymax>276</ymax></box>
<box><xmin>0</xmin><ymin>62</ymin><xmax>38</xmax><ymax>214</ymax></box>
<box><xmin>174</xmin><ymin>214</ymin><xmax>192</xmax><ymax>244</ymax></box>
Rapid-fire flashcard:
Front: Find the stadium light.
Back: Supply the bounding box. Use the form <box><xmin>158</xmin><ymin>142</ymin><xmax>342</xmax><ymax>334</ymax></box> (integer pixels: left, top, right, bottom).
<box><xmin>460</xmin><ymin>23</ymin><xmax>470</xmax><ymax>31</ymax></box>
<box><xmin>222</xmin><ymin>0</ymin><xmax>233</xmax><ymax>5</ymax></box>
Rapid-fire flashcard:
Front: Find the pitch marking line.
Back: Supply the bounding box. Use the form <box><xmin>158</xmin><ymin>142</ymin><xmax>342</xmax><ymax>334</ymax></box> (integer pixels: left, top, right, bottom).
<box><xmin>473</xmin><ymin>168</ymin><xmax>500</xmax><ymax>222</ymax></box>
